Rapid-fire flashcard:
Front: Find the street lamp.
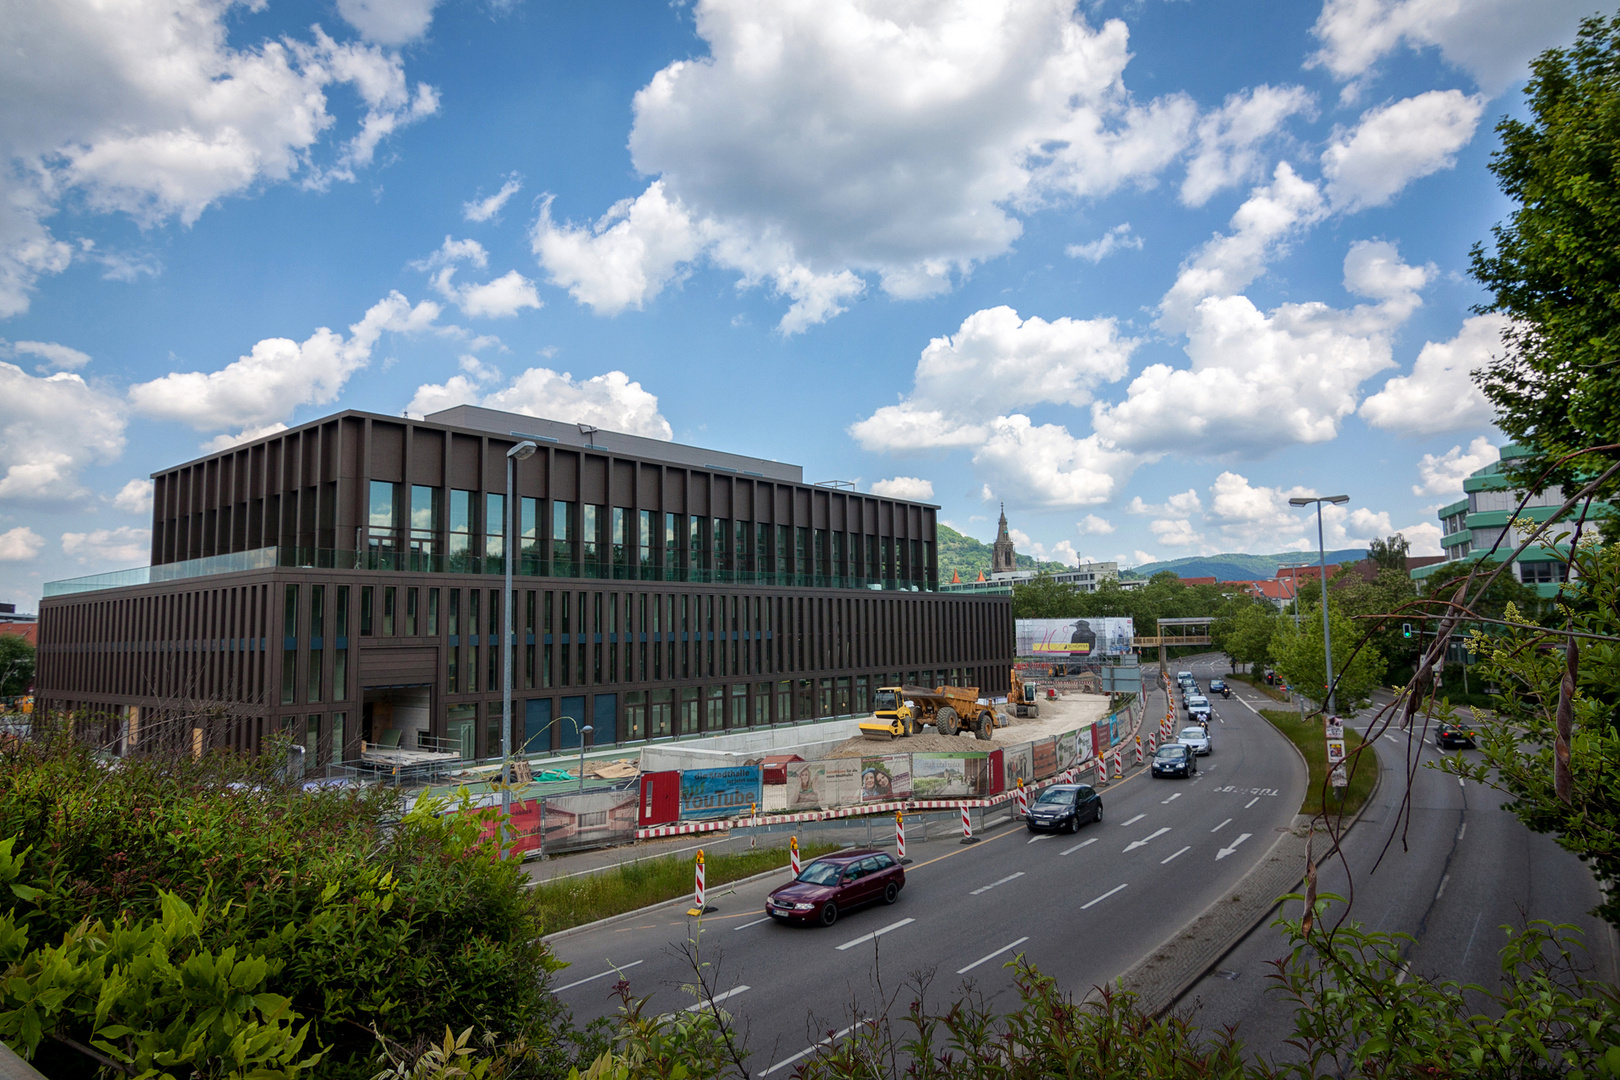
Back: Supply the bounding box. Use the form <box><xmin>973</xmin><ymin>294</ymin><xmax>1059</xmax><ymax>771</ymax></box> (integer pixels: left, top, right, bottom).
<box><xmin>1289</xmin><ymin>495</ymin><xmax>1350</xmax><ymax>716</ymax></box>
<box><xmin>578</xmin><ymin>723</ymin><xmax>593</xmax><ymax>794</ymax></box>
<box><xmin>501</xmin><ymin>440</ymin><xmax>539</xmax><ymax>856</ymax></box>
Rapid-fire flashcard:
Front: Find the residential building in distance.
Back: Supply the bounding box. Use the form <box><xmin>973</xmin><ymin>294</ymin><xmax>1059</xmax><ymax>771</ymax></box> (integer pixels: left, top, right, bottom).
<box><xmin>1412</xmin><ymin>444</ymin><xmax>1614</xmax><ymax>598</ymax></box>
<box><xmin>35</xmin><ymin>406</ymin><xmax>1014</xmax><ymax>767</ymax></box>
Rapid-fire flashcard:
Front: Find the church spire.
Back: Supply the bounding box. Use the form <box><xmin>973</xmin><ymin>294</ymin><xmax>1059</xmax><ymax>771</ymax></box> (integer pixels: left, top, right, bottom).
<box><xmin>991</xmin><ymin>502</ymin><xmax>1016</xmax><ymax>574</ymax></box>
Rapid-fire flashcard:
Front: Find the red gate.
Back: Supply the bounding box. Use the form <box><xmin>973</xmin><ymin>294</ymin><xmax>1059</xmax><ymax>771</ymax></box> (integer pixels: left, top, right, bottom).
<box><xmin>638</xmin><ymin>770</ymin><xmax>680</xmax><ymax>826</ymax></box>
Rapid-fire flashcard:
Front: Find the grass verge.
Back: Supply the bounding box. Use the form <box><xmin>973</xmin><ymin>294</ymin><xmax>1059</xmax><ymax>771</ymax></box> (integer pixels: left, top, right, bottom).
<box><xmin>1229</xmin><ymin>672</ymin><xmax>1290</xmax><ymax>703</ymax></box>
<box><xmin>533</xmin><ymin>841</ymin><xmax>845</xmax><ymax>934</ymax></box>
<box><xmin>1259</xmin><ymin>708</ymin><xmax>1378</xmax><ymax>818</ymax></box>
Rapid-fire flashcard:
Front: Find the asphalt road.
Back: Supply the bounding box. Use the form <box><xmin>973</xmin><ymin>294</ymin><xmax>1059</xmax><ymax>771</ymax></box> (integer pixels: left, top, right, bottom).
<box><xmin>1179</xmin><ymin>663</ymin><xmax>1620</xmax><ymax>1065</ymax></box>
<box><xmin>548</xmin><ymin>671</ymin><xmax>1307</xmax><ymax>1075</ymax></box>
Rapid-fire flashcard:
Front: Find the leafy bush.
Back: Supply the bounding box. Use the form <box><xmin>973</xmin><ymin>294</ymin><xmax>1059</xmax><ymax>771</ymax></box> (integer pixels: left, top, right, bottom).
<box><xmin>0</xmin><ymin>717</ymin><xmax>602</xmax><ymax>1079</ymax></box>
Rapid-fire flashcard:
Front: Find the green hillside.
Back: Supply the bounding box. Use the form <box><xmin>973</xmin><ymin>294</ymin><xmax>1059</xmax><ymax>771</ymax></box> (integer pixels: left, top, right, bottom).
<box><xmin>937</xmin><ymin>523</ymin><xmax>1069</xmax><ymax>582</ymax></box>
<box><xmin>1120</xmin><ymin>549</ymin><xmax>1368</xmax><ymax>582</ymax></box>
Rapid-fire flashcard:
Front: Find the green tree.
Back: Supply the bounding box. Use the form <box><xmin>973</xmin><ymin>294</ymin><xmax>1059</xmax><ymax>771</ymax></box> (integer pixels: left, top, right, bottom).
<box><xmin>0</xmin><ymin>635</ymin><xmax>31</xmax><ymax>698</ymax></box>
<box><xmin>1438</xmin><ymin>539</ymin><xmax>1620</xmax><ymax>926</ymax></box>
<box><xmin>1270</xmin><ymin>605</ymin><xmax>1387</xmax><ymax>712</ymax></box>
<box><xmin>1470</xmin><ymin>13</ymin><xmax>1620</xmax><ymax>497</ymax></box>
<box><xmin>1334</xmin><ymin>566</ymin><xmax>1422</xmax><ymax>682</ymax></box>
<box><xmin>1009</xmin><ymin>574</ymin><xmax>1081</xmax><ymax>618</ymax></box>
<box><xmin>1221</xmin><ymin>604</ymin><xmax>1278</xmax><ymax>673</ymax></box>
<box><xmin>1366</xmin><ymin>533</ymin><xmax>1411</xmax><ymax>573</ymax></box>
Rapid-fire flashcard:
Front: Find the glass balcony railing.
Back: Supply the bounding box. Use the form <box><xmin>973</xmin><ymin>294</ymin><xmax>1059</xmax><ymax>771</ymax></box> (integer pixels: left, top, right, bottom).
<box><xmin>45</xmin><ymin>545</ymin><xmax>936</xmax><ymax>597</ymax></box>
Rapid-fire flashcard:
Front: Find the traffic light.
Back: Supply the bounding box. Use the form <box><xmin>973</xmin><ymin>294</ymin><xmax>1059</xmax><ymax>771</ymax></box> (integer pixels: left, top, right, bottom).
<box><xmin>1402</xmin><ymin>623</ymin><xmax>1412</xmax><ymax>639</ymax></box>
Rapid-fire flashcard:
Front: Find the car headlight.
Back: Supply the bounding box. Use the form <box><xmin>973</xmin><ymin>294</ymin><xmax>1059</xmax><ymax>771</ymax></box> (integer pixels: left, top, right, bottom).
<box><xmin>793</xmin><ymin>902</ymin><xmax>816</xmax><ymax>910</ymax></box>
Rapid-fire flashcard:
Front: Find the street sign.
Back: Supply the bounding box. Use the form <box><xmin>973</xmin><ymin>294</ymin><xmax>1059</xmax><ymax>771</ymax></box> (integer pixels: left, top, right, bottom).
<box><xmin>1326</xmin><ymin>717</ymin><xmax>1344</xmax><ymax>739</ymax></box>
<box><xmin>1326</xmin><ymin>714</ymin><xmax>1347</xmax><ymax>788</ymax></box>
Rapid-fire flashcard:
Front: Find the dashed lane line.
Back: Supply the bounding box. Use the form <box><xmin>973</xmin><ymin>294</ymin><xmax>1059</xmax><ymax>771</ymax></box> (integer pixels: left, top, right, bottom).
<box><xmin>1161</xmin><ymin>792</ymin><xmax>1182</xmax><ymax>804</ymax></box>
<box><xmin>553</xmin><ymin>959</ymin><xmax>644</xmax><ymax>992</ymax></box>
<box><xmin>1243</xmin><ymin>796</ymin><xmax>1260</xmax><ymax>808</ymax></box>
<box><xmin>956</xmin><ymin>936</ymin><xmax>1031</xmax><ymax>975</ymax></box>
<box><xmin>1081</xmin><ymin>883</ymin><xmax>1129</xmax><ymax>910</ymax></box>
<box><xmin>835</xmin><ymin>917</ymin><xmax>915</xmax><ymax>951</ymax></box>
<box><xmin>970</xmin><ymin>872</ymin><xmax>1026</xmax><ymax>896</ymax></box>
<box><xmin>1161</xmin><ymin>845</ymin><xmax>1191</xmax><ymax>865</ymax></box>
<box><xmin>1061</xmin><ymin>837</ymin><xmax>1098</xmax><ymax>856</ymax></box>
<box><xmin>1120</xmin><ymin>813</ymin><xmax>1146</xmax><ymax>827</ymax></box>
<box><xmin>733</xmin><ymin>917</ymin><xmax>772</xmax><ymax>931</ymax></box>
<box><xmin>1211</xmin><ymin>818</ymin><xmax>1232</xmax><ymax>832</ymax></box>
<box><xmin>684</xmin><ymin>985</ymin><xmax>750</xmax><ymax>1012</ymax></box>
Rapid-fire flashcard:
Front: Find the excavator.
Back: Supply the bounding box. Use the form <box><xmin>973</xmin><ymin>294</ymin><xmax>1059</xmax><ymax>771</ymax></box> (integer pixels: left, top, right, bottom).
<box><xmin>1010</xmin><ymin>669</ymin><xmax>1039</xmax><ymax>718</ymax></box>
<box><xmin>858</xmin><ymin>683</ymin><xmax>1001</xmax><ymax>741</ymax></box>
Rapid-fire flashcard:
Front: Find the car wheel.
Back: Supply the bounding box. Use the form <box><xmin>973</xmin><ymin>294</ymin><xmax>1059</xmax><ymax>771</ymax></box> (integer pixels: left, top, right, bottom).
<box><xmin>883</xmin><ymin>881</ymin><xmax>899</xmax><ymax>905</ymax></box>
<box><xmin>1094</xmin><ymin>801</ymin><xmax>1103</xmax><ymax>823</ymax></box>
<box><xmin>1066</xmin><ymin>815</ymin><xmax>1080</xmax><ymax>834</ymax></box>
<box><xmin>819</xmin><ymin>902</ymin><xmax>839</xmax><ymax>927</ymax></box>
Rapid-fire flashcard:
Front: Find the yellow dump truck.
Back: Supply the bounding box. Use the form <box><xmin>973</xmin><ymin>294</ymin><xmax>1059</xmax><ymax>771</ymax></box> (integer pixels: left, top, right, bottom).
<box><xmin>1010</xmin><ymin>670</ymin><xmax>1039</xmax><ymax>718</ymax></box>
<box><xmin>858</xmin><ymin>684</ymin><xmax>1002</xmax><ymax>741</ymax></box>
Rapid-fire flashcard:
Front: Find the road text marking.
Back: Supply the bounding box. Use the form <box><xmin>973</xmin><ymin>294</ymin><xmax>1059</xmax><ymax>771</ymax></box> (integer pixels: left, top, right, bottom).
<box><xmin>1216</xmin><ymin>833</ymin><xmax>1252</xmax><ymax>860</ymax></box>
<box><xmin>553</xmin><ymin>959</ymin><xmax>644</xmax><ymax>992</ymax></box>
<box><xmin>956</xmin><ymin>936</ymin><xmax>1031</xmax><ymax>975</ymax></box>
<box><xmin>971</xmin><ymin>872</ymin><xmax>1026</xmax><ymax>896</ymax></box>
<box><xmin>1124</xmin><ymin>827</ymin><xmax>1171</xmax><ymax>853</ymax></box>
<box><xmin>836</xmin><ymin>917</ymin><xmax>915</xmax><ymax>951</ymax></box>
<box><xmin>1120</xmin><ymin>813</ymin><xmax>1146</xmax><ymax>827</ymax></box>
<box><xmin>1212</xmin><ymin>818</ymin><xmax>1232</xmax><ymax>832</ymax></box>
<box><xmin>1161</xmin><ymin>846</ymin><xmax>1191</xmax><ymax>864</ymax></box>
<box><xmin>685</xmin><ymin>985</ymin><xmax>750</xmax><ymax>1012</ymax></box>
<box><xmin>1061</xmin><ymin>838</ymin><xmax>1097</xmax><ymax>856</ymax></box>
<box><xmin>1081</xmin><ymin>883</ymin><xmax>1129</xmax><ymax>909</ymax></box>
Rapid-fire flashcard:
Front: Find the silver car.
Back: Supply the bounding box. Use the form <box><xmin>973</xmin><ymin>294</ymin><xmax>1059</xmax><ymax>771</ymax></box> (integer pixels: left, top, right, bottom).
<box><xmin>1186</xmin><ymin>694</ymin><xmax>1211</xmax><ymax>720</ymax></box>
<box><xmin>1178</xmin><ymin>725</ymin><xmax>1212</xmax><ymax>755</ymax></box>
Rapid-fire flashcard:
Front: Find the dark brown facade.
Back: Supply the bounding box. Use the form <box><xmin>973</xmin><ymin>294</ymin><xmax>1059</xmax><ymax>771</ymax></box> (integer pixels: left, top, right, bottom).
<box><xmin>37</xmin><ymin>408</ymin><xmax>1015</xmax><ymax>765</ymax></box>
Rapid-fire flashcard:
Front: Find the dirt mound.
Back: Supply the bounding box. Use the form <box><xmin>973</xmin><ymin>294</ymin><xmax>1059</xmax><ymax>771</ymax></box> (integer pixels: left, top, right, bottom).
<box><xmin>822</xmin><ymin>693</ymin><xmax>1115</xmax><ymax>759</ymax></box>
<box><xmin>826</xmin><ymin>729</ymin><xmax>997</xmax><ymax>758</ymax></box>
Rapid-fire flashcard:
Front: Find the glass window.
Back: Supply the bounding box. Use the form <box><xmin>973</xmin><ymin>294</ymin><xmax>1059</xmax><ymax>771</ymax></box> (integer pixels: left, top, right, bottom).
<box><xmin>553</xmin><ymin>501</ymin><xmax>574</xmax><ymax>571</ymax></box>
<box><xmin>705</xmin><ymin>685</ymin><xmax>724</xmax><ymax>730</ymax></box>
<box><xmin>679</xmin><ymin>687</ymin><xmax>700</xmax><ymax>734</ymax></box>
<box><xmin>777</xmin><ymin>679</ymin><xmax>792</xmax><ymax>722</ymax></box>
<box><xmin>449</xmin><ymin>589</ymin><xmax>460</xmax><ymax>636</ymax></box>
<box><xmin>405</xmin><ymin>588</ymin><xmax>418</xmax><ymax>636</ymax></box>
<box><xmin>359</xmin><ymin>586</ymin><xmax>373</xmax><ymax>636</ymax></box>
<box><xmin>689</xmin><ymin>515</ymin><xmax>704</xmax><ymax>572</ymax></box>
<box><xmin>665</xmin><ymin>513</ymin><xmax>683</xmax><ymax>573</ymax></box>
<box><xmin>521</xmin><ymin>497</ymin><xmax>541</xmax><ymax>572</ymax></box>
<box><xmin>582</xmin><ymin>504</ymin><xmax>602</xmax><ymax>567</ymax></box>
<box><xmin>334</xmin><ymin>586</ymin><xmax>349</xmax><ymax>701</ymax></box>
<box><xmin>650</xmin><ymin>688</ymin><xmax>673</xmax><ymax>737</ymax></box>
<box><xmin>305</xmin><ymin>715</ymin><xmax>320</xmax><ymax>771</ymax></box>
<box><xmin>307</xmin><ymin>585</ymin><xmax>324</xmax><ymax>704</ymax></box>
<box><xmin>486</xmin><ymin>493</ymin><xmax>506</xmax><ymax>571</ymax></box>
<box><xmin>369</xmin><ymin>481</ymin><xmax>397</xmax><ymax>531</ymax></box>
<box><xmin>331</xmin><ymin>713</ymin><xmax>346</xmax><ymax>763</ymax></box>
<box><xmin>382</xmin><ymin>586</ymin><xmax>396</xmax><ymax>636</ymax></box>
<box><xmin>410</xmin><ymin>486</ymin><xmax>440</xmax><ymax>568</ymax></box>
<box><xmin>612</xmin><ymin>508</ymin><xmax>628</xmax><ymax>571</ymax></box>
<box><xmin>449</xmin><ymin>490</ymin><xmax>474</xmax><ymax>572</ymax></box>
<box><xmin>427</xmin><ymin>588</ymin><xmax>439</xmax><ymax>635</ymax></box>
<box><xmin>731</xmin><ymin>683</ymin><xmax>748</xmax><ymax>728</ymax></box>
<box><xmin>625</xmin><ymin>690</ymin><xmax>647</xmax><ymax>741</ymax></box>
<box><xmin>469</xmin><ymin>591</ymin><xmax>481</xmax><ymax>693</ymax></box>
<box><xmin>754</xmin><ymin>682</ymin><xmax>772</xmax><ymax>726</ymax></box>
<box><xmin>638</xmin><ymin>509</ymin><xmax>654</xmax><ymax>571</ymax></box>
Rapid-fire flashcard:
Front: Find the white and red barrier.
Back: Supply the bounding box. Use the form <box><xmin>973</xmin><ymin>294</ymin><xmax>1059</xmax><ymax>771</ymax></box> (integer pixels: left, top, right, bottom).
<box><xmin>1148</xmin><ymin>730</ymin><xmax>1158</xmax><ymax>754</ymax></box>
<box><xmin>960</xmin><ymin>803</ymin><xmax>977</xmax><ymax>844</ymax></box>
<box><xmin>1016</xmin><ymin>778</ymin><xmax>1028</xmax><ymax>818</ymax></box>
<box><xmin>1112</xmin><ymin>752</ymin><xmax>1123</xmax><ymax>779</ymax></box>
<box><xmin>790</xmin><ymin>835</ymin><xmax>801</xmax><ymax>876</ymax></box>
<box><xmin>895</xmin><ymin>812</ymin><xmax>907</xmax><ymax>862</ymax></box>
<box><xmin>1134</xmin><ymin>735</ymin><xmax>1143</xmax><ymax>766</ymax></box>
<box><xmin>687</xmin><ymin>849</ymin><xmax>708</xmax><ymax>916</ymax></box>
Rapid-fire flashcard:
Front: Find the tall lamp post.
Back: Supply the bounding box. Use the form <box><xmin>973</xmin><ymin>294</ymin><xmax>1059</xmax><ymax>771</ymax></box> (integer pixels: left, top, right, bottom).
<box><xmin>1288</xmin><ymin>495</ymin><xmax>1350</xmax><ymax>716</ymax></box>
<box><xmin>502</xmin><ymin>440</ymin><xmax>539</xmax><ymax>856</ymax></box>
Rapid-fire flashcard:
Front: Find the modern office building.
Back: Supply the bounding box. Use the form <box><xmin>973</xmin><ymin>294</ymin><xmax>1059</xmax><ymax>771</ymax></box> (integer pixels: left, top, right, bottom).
<box><xmin>36</xmin><ymin>406</ymin><xmax>1014</xmax><ymax>765</ymax></box>
<box><xmin>1412</xmin><ymin>444</ymin><xmax>1613</xmax><ymax>597</ymax></box>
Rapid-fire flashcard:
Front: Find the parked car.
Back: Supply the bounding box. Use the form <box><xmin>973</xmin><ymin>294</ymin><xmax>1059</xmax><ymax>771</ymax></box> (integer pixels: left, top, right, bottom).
<box><xmin>1025</xmin><ymin>783</ymin><xmax>1102</xmax><ymax>834</ymax></box>
<box><xmin>1437</xmin><ymin>722</ymin><xmax>1477</xmax><ymax>749</ymax></box>
<box><xmin>1177</xmin><ymin>725</ymin><xmax>1212</xmax><ymax>755</ymax></box>
<box><xmin>766</xmin><ymin>849</ymin><xmax>904</xmax><ymax>926</ymax></box>
<box><xmin>1151</xmin><ymin>743</ymin><xmax>1197</xmax><ymax>778</ymax></box>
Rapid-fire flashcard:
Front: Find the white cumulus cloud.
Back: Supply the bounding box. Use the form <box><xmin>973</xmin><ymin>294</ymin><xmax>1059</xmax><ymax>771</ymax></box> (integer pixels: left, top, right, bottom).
<box><xmin>405</xmin><ymin>366</ymin><xmax>673</xmax><ymax>440</ymax></box>
<box><xmin>1077</xmin><ymin>514</ymin><xmax>1115</xmax><ymax>536</ymax></box>
<box><xmin>464</xmin><ymin>176</ymin><xmax>524</xmax><ymax>223</ymax></box>
<box><xmin>1181</xmin><ymin>84</ymin><xmax>1315</xmax><ymax>207</ymax></box>
<box><xmin>1065</xmin><ymin>225</ymin><xmax>1143</xmax><ymax>264</ymax></box>
<box><xmin>1322</xmin><ymin>90</ymin><xmax>1485</xmax><ymax>211</ymax></box>
<box><xmin>128</xmin><ymin>291</ymin><xmax>440</xmax><ymax>433</ymax></box>
<box><xmin>336</xmin><ymin>0</ymin><xmax>442</xmax><ymax>46</ymax></box>
<box><xmin>536</xmin><ymin>0</ymin><xmax>1200</xmax><ymax>331</ymax></box>
<box><xmin>1151</xmin><ymin>517</ymin><xmax>1204</xmax><ymax>548</ymax></box>
<box><xmin>62</xmin><ymin>526</ymin><xmax>151</xmax><ymax>567</ymax></box>
<box><xmin>415</xmin><ymin>237</ymin><xmax>543</xmax><ymax>319</ymax></box>
<box><xmin>9</xmin><ymin>340</ymin><xmax>90</xmax><ymax>371</ymax></box>
<box><xmin>1413</xmin><ymin>436</ymin><xmax>1498</xmax><ymax>497</ymax></box>
<box><xmin>870</xmin><ymin>477</ymin><xmax>934</xmax><ymax>501</ymax></box>
<box><xmin>1360</xmin><ymin>312</ymin><xmax>1505</xmax><ymax>434</ymax></box>
<box><xmin>0</xmin><ymin>1</ymin><xmax>439</xmax><ymax>317</ymax></box>
<box><xmin>0</xmin><ymin>527</ymin><xmax>44</xmax><ymax>561</ymax></box>
<box><xmin>112</xmin><ymin>478</ymin><xmax>154</xmax><ymax>516</ymax></box>
<box><xmin>0</xmin><ymin>363</ymin><xmax>126</xmax><ymax>502</ymax></box>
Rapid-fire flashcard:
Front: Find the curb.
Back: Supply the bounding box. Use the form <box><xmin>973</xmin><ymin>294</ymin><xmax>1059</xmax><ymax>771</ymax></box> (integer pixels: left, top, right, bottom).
<box><xmin>1107</xmin><ymin>704</ymin><xmax>1385</xmax><ymax>1016</ymax></box>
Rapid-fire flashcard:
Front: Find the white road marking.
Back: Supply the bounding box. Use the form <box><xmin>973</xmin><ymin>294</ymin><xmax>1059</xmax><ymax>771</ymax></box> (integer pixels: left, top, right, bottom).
<box><xmin>553</xmin><ymin>959</ymin><xmax>644</xmax><ymax>992</ymax></box>
<box><xmin>685</xmin><ymin>985</ymin><xmax>750</xmax><ymax>1012</ymax></box>
<box><xmin>835</xmin><ymin>917</ymin><xmax>915</xmax><ymax>951</ymax></box>
<box><xmin>1120</xmin><ymin>813</ymin><xmax>1146</xmax><ymax>827</ymax></box>
<box><xmin>1124</xmin><ymin>827</ymin><xmax>1171</xmax><ymax>853</ymax></box>
<box><xmin>1061</xmin><ymin>838</ymin><xmax>1098</xmax><ymax>856</ymax></box>
<box><xmin>1243</xmin><ymin>797</ymin><xmax>1260</xmax><ymax>809</ymax></box>
<box><xmin>1027</xmin><ymin>834</ymin><xmax>1054</xmax><ymax>844</ymax></box>
<box><xmin>1395</xmin><ymin>961</ymin><xmax>1412</xmax><ymax>986</ymax></box>
<box><xmin>1459</xmin><ymin>777</ymin><xmax>1465</xmax><ymax>787</ymax></box>
<box><xmin>760</xmin><ymin>1020</ymin><xmax>871</xmax><ymax>1076</ymax></box>
<box><xmin>734</xmin><ymin>917</ymin><xmax>772</xmax><ymax>931</ymax></box>
<box><xmin>1211</xmin><ymin>818</ymin><xmax>1232</xmax><ymax>833</ymax></box>
<box><xmin>956</xmin><ymin>936</ymin><xmax>1031</xmax><ymax>975</ymax></box>
<box><xmin>1435</xmin><ymin>874</ymin><xmax>1450</xmax><ymax>901</ymax></box>
<box><xmin>1383</xmin><ymin>734</ymin><xmax>1399</xmax><ymax>744</ymax></box>
<box><xmin>1215</xmin><ymin>833</ymin><xmax>1252</xmax><ymax>860</ymax></box>
<box><xmin>1161</xmin><ymin>792</ymin><xmax>1182</xmax><ymax>805</ymax></box>
<box><xmin>1161</xmin><ymin>845</ymin><xmax>1191</xmax><ymax>864</ymax></box>
<box><xmin>1457</xmin><ymin>822</ymin><xmax>1467</xmax><ymax>841</ymax></box>
<box><xmin>1081</xmin><ymin>883</ymin><xmax>1128</xmax><ymax>909</ymax></box>
<box><xmin>971</xmin><ymin>872</ymin><xmax>1026</xmax><ymax>896</ymax></box>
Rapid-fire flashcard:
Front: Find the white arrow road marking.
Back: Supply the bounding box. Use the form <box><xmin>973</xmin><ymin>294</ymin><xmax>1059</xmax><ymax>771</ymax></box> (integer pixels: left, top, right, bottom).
<box><xmin>1161</xmin><ymin>792</ymin><xmax>1181</xmax><ymax>804</ymax></box>
<box><xmin>554</xmin><ymin>959</ymin><xmax>644</xmax><ymax>992</ymax></box>
<box><xmin>1211</xmin><ymin>818</ymin><xmax>1232</xmax><ymax>832</ymax></box>
<box><xmin>1216</xmin><ymin>833</ymin><xmax>1252</xmax><ymax>860</ymax></box>
<box><xmin>760</xmin><ymin>1019</ymin><xmax>872</xmax><ymax>1076</ymax></box>
<box><xmin>734</xmin><ymin>916</ymin><xmax>772</xmax><ymax>931</ymax></box>
<box><xmin>1119</xmin><ymin>813</ymin><xmax>1146</xmax><ymax>827</ymax></box>
<box><xmin>685</xmin><ymin>985</ymin><xmax>750</xmax><ymax>1012</ymax></box>
<box><xmin>1161</xmin><ymin>845</ymin><xmax>1191</xmax><ymax>864</ymax></box>
<box><xmin>971</xmin><ymin>872</ymin><xmax>1025</xmax><ymax>895</ymax></box>
<box><xmin>1027</xmin><ymin>834</ymin><xmax>1054</xmax><ymax>844</ymax></box>
<box><xmin>1080</xmin><ymin>883</ymin><xmax>1128</xmax><ymax>909</ymax></box>
<box><xmin>1124</xmin><ymin>827</ymin><xmax>1171</xmax><ymax>852</ymax></box>
<box><xmin>956</xmin><ymin>936</ymin><xmax>1031</xmax><ymax>975</ymax></box>
<box><xmin>1061</xmin><ymin>837</ymin><xmax>1097</xmax><ymax>856</ymax></box>
<box><xmin>836</xmin><ymin>917</ymin><xmax>914</xmax><ymax>951</ymax></box>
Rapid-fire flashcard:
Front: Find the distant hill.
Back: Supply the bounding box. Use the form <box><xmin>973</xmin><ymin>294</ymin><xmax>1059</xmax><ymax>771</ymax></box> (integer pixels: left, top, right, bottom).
<box><xmin>937</xmin><ymin>523</ymin><xmax>1069</xmax><ymax>582</ymax></box>
<box><xmin>1120</xmin><ymin>550</ymin><xmax>1368</xmax><ymax>582</ymax></box>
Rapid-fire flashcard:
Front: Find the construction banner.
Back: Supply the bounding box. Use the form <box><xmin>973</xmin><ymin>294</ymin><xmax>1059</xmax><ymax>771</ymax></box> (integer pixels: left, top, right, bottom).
<box><xmin>1016</xmin><ymin>617</ymin><xmax>1135</xmax><ymax>658</ymax></box>
<box><xmin>1001</xmin><ymin>742</ymin><xmax>1034</xmax><ymax>791</ymax></box>
<box><xmin>860</xmin><ymin>754</ymin><xmax>912</xmax><ymax>801</ymax></box>
<box><xmin>679</xmin><ymin>766</ymin><xmax>763</xmax><ymax>820</ymax></box>
<box><xmin>912</xmin><ymin>752</ymin><xmax>989</xmax><ymax>798</ymax></box>
<box><xmin>1031</xmin><ymin>737</ymin><xmax>1058</xmax><ymax>779</ymax></box>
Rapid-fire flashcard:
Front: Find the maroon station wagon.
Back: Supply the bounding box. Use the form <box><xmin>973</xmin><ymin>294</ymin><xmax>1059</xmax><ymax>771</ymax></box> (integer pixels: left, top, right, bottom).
<box><xmin>765</xmin><ymin>849</ymin><xmax>905</xmax><ymax>926</ymax></box>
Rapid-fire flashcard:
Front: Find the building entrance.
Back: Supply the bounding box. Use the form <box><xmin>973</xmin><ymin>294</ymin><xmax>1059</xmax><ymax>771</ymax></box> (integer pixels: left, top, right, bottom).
<box><xmin>361</xmin><ymin>685</ymin><xmax>432</xmax><ymax>751</ymax></box>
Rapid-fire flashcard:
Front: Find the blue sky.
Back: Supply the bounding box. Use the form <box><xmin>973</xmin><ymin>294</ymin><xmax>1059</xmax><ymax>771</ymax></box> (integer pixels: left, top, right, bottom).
<box><xmin>0</xmin><ymin>0</ymin><xmax>1591</xmax><ymax>606</ymax></box>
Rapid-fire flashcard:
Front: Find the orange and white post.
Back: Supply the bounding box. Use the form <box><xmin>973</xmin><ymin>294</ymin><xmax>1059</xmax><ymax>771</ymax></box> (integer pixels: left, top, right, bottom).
<box><xmin>686</xmin><ymin>849</ymin><xmax>708</xmax><ymax>916</ymax></box>
<box><xmin>790</xmin><ymin>835</ymin><xmax>801</xmax><ymax>876</ymax></box>
<box><xmin>895</xmin><ymin>810</ymin><xmax>908</xmax><ymax>863</ymax></box>
<box><xmin>1016</xmin><ymin>777</ymin><xmax>1028</xmax><ymax>818</ymax></box>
